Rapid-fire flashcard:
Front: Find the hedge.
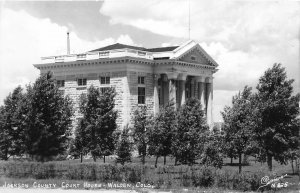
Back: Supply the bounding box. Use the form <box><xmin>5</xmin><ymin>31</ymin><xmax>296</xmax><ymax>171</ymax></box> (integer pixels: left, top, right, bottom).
<box><xmin>0</xmin><ymin>161</ymin><xmax>268</xmax><ymax>191</ymax></box>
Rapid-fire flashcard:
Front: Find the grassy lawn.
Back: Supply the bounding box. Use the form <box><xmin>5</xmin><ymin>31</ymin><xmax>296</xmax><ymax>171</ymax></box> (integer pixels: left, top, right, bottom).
<box><xmin>1</xmin><ymin>156</ymin><xmax>299</xmax><ymax>192</ymax></box>
<box><xmin>51</xmin><ymin>155</ymin><xmax>300</xmax><ymax>191</ymax></box>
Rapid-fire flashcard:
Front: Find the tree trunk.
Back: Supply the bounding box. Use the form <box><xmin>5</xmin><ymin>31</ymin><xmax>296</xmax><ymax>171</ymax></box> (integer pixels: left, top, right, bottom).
<box><xmin>80</xmin><ymin>153</ymin><xmax>83</xmax><ymax>163</ymax></box>
<box><xmin>175</xmin><ymin>157</ymin><xmax>178</xmax><ymax>166</ymax></box>
<box><xmin>142</xmin><ymin>155</ymin><xmax>145</xmax><ymax>165</ymax></box>
<box><xmin>164</xmin><ymin>156</ymin><xmax>166</xmax><ymax>165</ymax></box>
<box><xmin>155</xmin><ymin>156</ymin><xmax>159</xmax><ymax>168</ymax></box>
<box><xmin>238</xmin><ymin>153</ymin><xmax>242</xmax><ymax>173</ymax></box>
<box><xmin>103</xmin><ymin>156</ymin><xmax>105</xmax><ymax>163</ymax></box>
<box><xmin>291</xmin><ymin>159</ymin><xmax>294</xmax><ymax>174</ymax></box>
<box><xmin>267</xmin><ymin>153</ymin><xmax>272</xmax><ymax>171</ymax></box>
<box><xmin>230</xmin><ymin>157</ymin><xmax>233</xmax><ymax>164</ymax></box>
<box><xmin>243</xmin><ymin>154</ymin><xmax>248</xmax><ymax>165</ymax></box>
<box><xmin>93</xmin><ymin>155</ymin><xmax>96</xmax><ymax>162</ymax></box>
<box><xmin>4</xmin><ymin>147</ymin><xmax>8</xmax><ymax>161</ymax></box>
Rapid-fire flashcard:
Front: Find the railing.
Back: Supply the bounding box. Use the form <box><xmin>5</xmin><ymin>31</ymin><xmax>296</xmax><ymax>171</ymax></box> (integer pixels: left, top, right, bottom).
<box><xmin>41</xmin><ymin>48</ymin><xmax>156</xmax><ymax>64</ymax></box>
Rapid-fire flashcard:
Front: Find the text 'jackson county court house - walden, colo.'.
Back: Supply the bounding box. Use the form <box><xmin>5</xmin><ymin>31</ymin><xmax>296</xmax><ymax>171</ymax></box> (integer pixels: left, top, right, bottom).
<box><xmin>33</xmin><ymin>40</ymin><xmax>219</xmax><ymax>129</ymax></box>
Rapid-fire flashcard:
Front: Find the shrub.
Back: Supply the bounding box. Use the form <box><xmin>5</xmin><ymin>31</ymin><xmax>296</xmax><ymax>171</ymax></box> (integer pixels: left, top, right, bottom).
<box><xmin>191</xmin><ymin>166</ymin><xmax>215</xmax><ymax>187</ymax></box>
<box><xmin>0</xmin><ymin>161</ymin><xmax>268</xmax><ymax>191</ymax></box>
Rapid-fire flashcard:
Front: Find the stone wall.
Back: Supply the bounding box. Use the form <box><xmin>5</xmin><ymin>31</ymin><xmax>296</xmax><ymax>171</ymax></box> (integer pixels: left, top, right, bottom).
<box><xmin>62</xmin><ymin>71</ymin><xmax>130</xmax><ymax>130</ymax></box>
<box><xmin>127</xmin><ymin>71</ymin><xmax>154</xmax><ymax>126</ymax></box>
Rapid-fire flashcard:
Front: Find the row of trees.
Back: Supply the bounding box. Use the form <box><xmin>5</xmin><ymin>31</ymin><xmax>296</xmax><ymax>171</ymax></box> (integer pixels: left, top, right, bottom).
<box><xmin>130</xmin><ymin>99</ymin><xmax>220</xmax><ymax>167</ymax></box>
<box><xmin>0</xmin><ymin>64</ymin><xmax>299</xmax><ymax>173</ymax></box>
<box><xmin>69</xmin><ymin>84</ymin><xmax>219</xmax><ymax>167</ymax></box>
<box><xmin>118</xmin><ymin>63</ymin><xmax>300</xmax><ymax>172</ymax></box>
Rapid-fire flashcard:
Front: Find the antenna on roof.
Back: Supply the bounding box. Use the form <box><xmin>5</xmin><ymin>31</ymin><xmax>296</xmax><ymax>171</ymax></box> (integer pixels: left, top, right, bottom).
<box><xmin>188</xmin><ymin>0</ymin><xmax>191</xmax><ymax>40</ymax></box>
<box><xmin>67</xmin><ymin>32</ymin><xmax>70</xmax><ymax>55</ymax></box>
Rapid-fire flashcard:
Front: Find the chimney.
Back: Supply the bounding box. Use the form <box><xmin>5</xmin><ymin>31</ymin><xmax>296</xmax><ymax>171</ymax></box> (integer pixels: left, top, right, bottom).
<box><xmin>67</xmin><ymin>32</ymin><xmax>70</xmax><ymax>55</ymax></box>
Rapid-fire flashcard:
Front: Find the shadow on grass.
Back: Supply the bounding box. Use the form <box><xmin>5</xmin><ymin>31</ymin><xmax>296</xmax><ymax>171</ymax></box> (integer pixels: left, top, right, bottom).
<box><xmin>223</xmin><ymin>163</ymin><xmax>250</xmax><ymax>166</ymax></box>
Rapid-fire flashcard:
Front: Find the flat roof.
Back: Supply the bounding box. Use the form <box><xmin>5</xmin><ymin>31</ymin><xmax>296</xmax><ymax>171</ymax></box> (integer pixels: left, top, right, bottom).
<box><xmin>89</xmin><ymin>43</ymin><xmax>178</xmax><ymax>53</ymax></box>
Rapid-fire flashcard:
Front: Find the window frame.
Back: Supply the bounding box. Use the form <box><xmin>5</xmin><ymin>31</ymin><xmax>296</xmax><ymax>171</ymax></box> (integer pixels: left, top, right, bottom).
<box><xmin>100</xmin><ymin>87</ymin><xmax>110</xmax><ymax>94</ymax></box>
<box><xmin>77</xmin><ymin>78</ymin><xmax>87</xmax><ymax>86</ymax></box>
<box><xmin>138</xmin><ymin>87</ymin><xmax>146</xmax><ymax>104</ymax></box>
<box><xmin>138</xmin><ymin>76</ymin><xmax>145</xmax><ymax>85</ymax></box>
<box><xmin>100</xmin><ymin>76</ymin><xmax>110</xmax><ymax>85</ymax></box>
<box><xmin>56</xmin><ymin>80</ymin><xmax>65</xmax><ymax>88</ymax></box>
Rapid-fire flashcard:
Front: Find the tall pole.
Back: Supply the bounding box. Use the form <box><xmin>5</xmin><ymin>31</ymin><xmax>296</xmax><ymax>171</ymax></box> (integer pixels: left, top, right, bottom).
<box><xmin>67</xmin><ymin>32</ymin><xmax>70</xmax><ymax>55</ymax></box>
<box><xmin>188</xmin><ymin>0</ymin><xmax>190</xmax><ymax>40</ymax></box>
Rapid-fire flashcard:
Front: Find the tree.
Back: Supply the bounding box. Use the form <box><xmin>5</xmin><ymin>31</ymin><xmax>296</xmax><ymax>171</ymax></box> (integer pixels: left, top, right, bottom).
<box><xmin>280</xmin><ymin>118</ymin><xmax>299</xmax><ymax>174</ymax></box>
<box><xmin>116</xmin><ymin>126</ymin><xmax>132</xmax><ymax>165</ymax></box>
<box><xmin>173</xmin><ymin>98</ymin><xmax>208</xmax><ymax>165</ymax></box>
<box><xmin>254</xmin><ymin>63</ymin><xmax>300</xmax><ymax>171</ymax></box>
<box><xmin>148</xmin><ymin>102</ymin><xmax>177</xmax><ymax>167</ymax></box>
<box><xmin>79</xmin><ymin>86</ymin><xmax>118</xmax><ymax>162</ymax></box>
<box><xmin>132</xmin><ymin>106</ymin><xmax>152</xmax><ymax>165</ymax></box>
<box><xmin>0</xmin><ymin>106</ymin><xmax>8</xmax><ymax>160</ymax></box>
<box><xmin>221</xmin><ymin>86</ymin><xmax>255</xmax><ymax>173</ymax></box>
<box><xmin>22</xmin><ymin>72</ymin><xmax>73</xmax><ymax>161</ymax></box>
<box><xmin>0</xmin><ymin>86</ymin><xmax>25</xmax><ymax>160</ymax></box>
<box><xmin>200</xmin><ymin>129</ymin><xmax>224</xmax><ymax>168</ymax></box>
<box><xmin>69</xmin><ymin>119</ymin><xmax>89</xmax><ymax>163</ymax></box>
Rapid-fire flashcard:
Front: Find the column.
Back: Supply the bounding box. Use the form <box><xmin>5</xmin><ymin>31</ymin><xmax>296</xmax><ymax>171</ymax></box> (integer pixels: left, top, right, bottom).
<box><xmin>195</xmin><ymin>76</ymin><xmax>205</xmax><ymax>108</ymax></box>
<box><xmin>169</xmin><ymin>79</ymin><xmax>176</xmax><ymax>105</ymax></box>
<box><xmin>165</xmin><ymin>73</ymin><xmax>178</xmax><ymax>108</ymax></box>
<box><xmin>153</xmin><ymin>74</ymin><xmax>159</xmax><ymax>115</ymax></box>
<box><xmin>178</xmin><ymin>73</ymin><xmax>187</xmax><ymax>106</ymax></box>
<box><xmin>205</xmin><ymin>77</ymin><xmax>213</xmax><ymax>129</ymax></box>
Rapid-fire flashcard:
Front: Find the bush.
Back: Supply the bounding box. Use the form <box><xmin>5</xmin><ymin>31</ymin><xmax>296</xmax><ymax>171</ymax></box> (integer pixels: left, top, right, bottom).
<box><xmin>214</xmin><ymin>169</ymin><xmax>266</xmax><ymax>191</ymax></box>
<box><xmin>0</xmin><ymin>161</ymin><xmax>267</xmax><ymax>191</ymax></box>
<box><xmin>192</xmin><ymin>166</ymin><xmax>215</xmax><ymax>187</ymax></box>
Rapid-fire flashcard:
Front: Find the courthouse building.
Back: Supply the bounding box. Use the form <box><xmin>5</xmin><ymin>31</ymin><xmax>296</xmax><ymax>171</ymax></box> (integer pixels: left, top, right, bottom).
<box><xmin>33</xmin><ymin>40</ymin><xmax>218</xmax><ymax>128</ymax></box>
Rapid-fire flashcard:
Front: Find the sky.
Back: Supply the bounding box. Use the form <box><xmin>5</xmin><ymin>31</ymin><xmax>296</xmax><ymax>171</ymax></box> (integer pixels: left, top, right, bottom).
<box><xmin>0</xmin><ymin>0</ymin><xmax>299</xmax><ymax>122</ymax></box>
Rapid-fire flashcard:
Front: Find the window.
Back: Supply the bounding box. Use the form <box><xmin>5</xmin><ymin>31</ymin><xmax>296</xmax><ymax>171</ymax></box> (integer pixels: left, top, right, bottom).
<box><xmin>138</xmin><ymin>87</ymin><xmax>145</xmax><ymax>104</ymax></box>
<box><xmin>77</xmin><ymin>78</ymin><xmax>87</xmax><ymax>86</ymax></box>
<box><xmin>56</xmin><ymin>80</ymin><xmax>65</xmax><ymax>87</ymax></box>
<box><xmin>138</xmin><ymin>76</ymin><xmax>145</xmax><ymax>84</ymax></box>
<box><xmin>100</xmin><ymin>77</ymin><xmax>110</xmax><ymax>84</ymax></box>
<box><xmin>191</xmin><ymin>56</ymin><xmax>196</xmax><ymax>61</ymax></box>
<box><xmin>100</xmin><ymin>87</ymin><xmax>110</xmax><ymax>94</ymax></box>
<box><xmin>58</xmin><ymin>90</ymin><xmax>65</xmax><ymax>95</ymax></box>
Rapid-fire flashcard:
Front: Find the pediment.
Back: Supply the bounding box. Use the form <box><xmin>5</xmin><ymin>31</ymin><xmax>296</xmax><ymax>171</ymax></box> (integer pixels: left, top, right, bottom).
<box><xmin>178</xmin><ymin>48</ymin><xmax>211</xmax><ymax>65</ymax></box>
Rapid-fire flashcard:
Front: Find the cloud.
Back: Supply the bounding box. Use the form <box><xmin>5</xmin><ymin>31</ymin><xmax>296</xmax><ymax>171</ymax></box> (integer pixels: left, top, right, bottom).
<box><xmin>101</xmin><ymin>0</ymin><xmax>299</xmax><ymax>87</ymax></box>
<box><xmin>101</xmin><ymin>0</ymin><xmax>300</xmax><ymax>122</ymax></box>
<box><xmin>116</xmin><ymin>34</ymin><xmax>135</xmax><ymax>45</ymax></box>
<box><xmin>213</xmin><ymin>90</ymin><xmax>238</xmax><ymax>122</ymax></box>
<box><xmin>0</xmin><ymin>8</ymin><xmax>135</xmax><ymax>105</ymax></box>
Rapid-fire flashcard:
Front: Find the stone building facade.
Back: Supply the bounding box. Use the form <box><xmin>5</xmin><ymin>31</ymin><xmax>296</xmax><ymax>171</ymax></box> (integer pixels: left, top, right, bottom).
<box><xmin>34</xmin><ymin>40</ymin><xmax>218</xmax><ymax>128</ymax></box>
